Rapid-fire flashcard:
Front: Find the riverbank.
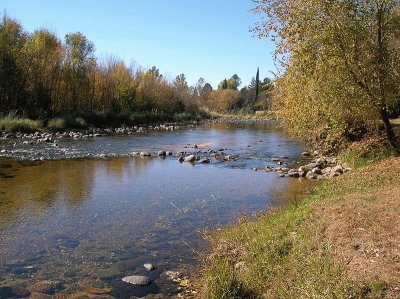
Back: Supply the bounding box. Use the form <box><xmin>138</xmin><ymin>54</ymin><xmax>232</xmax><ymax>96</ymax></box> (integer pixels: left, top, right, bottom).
<box><xmin>0</xmin><ymin>110</ymin><xmax>270</xmax><ymax>134</ymax></box>
<box><xmin>199</xmin><ymin>151</ymin><xmax>400</xmax><ymax>298</ymax></box>
<box><xmin>0</xmin><ymin>111</ymin><xmax>208</xmax><ymax>133</ymax></box>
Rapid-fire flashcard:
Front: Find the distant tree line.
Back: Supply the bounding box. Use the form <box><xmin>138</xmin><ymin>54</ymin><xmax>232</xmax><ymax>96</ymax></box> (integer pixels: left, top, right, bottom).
<box><xmin>0</xmin><ymin>15</ymin><xmax>273</xmax><ymax>123</ymax></box>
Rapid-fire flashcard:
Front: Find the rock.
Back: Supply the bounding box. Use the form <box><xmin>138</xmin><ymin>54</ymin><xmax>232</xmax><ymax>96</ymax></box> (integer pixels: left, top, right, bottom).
<box><xmin>27</xmin><ymin>281</ymin><xmax>61</xmax><ymax>295</ymax></box>
<box><xmin>122</xmin><ymin>275</ymin><xmax>151</xmax><ymax>286</ymax></box>
<box><xmin>301</xmin><ymin>151</ymin><xmax>311</xmax><ymax>156</ymax></box>
<box><xmin>316</xmin><ymin>157</ymin><xmax>327</xmax><ymax>165</ymax></box>
<box><xmin>321</xmin><ymin>167</ymin><xmax>332</xmax><ymax>174</ymax></box>
<box><xmin>28</xmin><ymin>293</ymin><xmax>52</xmax><ymax>299</ymax></box>
<box><xmin>332</xmin><ymin>165</ymin><xmax>344</xmax><ymax>174</ymax></box>
<box><xmin>81</xmin><ymin>286</ymin><xmax>112</xmax><ymax>295</ymax></box>
<box><xmin>144</xmin><ymin>263</ymin><xmax>154</xmax><ymax>271</ymax></box>
<box><xmin>184</xmin><ymin>155</ymin><xmax>196</xmax><ymax>162</ymax></box>
<box><xmin>10</xmin><ymin>286</ymin><xmax>30</xmax><ymax>298</ymax></box>
<box><xmin>0</xmin><ymin>286</ymin><xmax>15</xmax><ymax>298</ymax></box>
<box><xmin>140</xmin><ymin>151</ymin><xmax>151</xmax><ymax>157</ymax></box>
<box><xmin>157</xmin><ymin>151</ymin><xmax>166</xmax><ymax>157</ymax></box>
<box><xmin>198</xmin><ymin>158</ymin><xmax>210</xmax><ymax>164</ymax></box>
<box><xmin>165</xmin><ymin>271</ymin><xmax>181</xmax><ymax>280</ymax></box>
<box><xmin>303</xmin><ymin>163</ymin><xmax>321</xmax><ymax>171</ymax></box>
<box><xmin>306</xmin><ymin>171</ymin><xmax>318</xmax><ymax>180</ymax></box>
<box><xmin>312</xmin><ymin>167</ymin><xmax>322</xmax><ymax>175</ymax></box>
<box><xmin>288</xmin><ymin>171</ymin><xmax>300</xmax><ymax>178</ymax></box>
<box><xmin>131</xmin><ymin>152</ymin><xmax>140</xmax><ymax>156</ymax></box>
<box><xmin>166</xmin><ymin>151</ymin><xmax>172</xmax><ymax>156</ymax></box>
<box><xmin>178</xmin><ymin>156</ymin><xmax>184</xmax><ymax>163</ymax></box>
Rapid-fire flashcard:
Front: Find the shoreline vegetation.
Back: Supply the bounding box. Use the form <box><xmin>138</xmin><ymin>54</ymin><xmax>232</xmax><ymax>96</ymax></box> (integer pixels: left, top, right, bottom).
<box><xmin>0</xmin><ymin>110</ymin><xmax>269</xmax><ymax>134</ymax></box>
<box><xmin>199</xmin><ymin>151</ymin><xmax>400</xmax><ymax>299</ymax></box>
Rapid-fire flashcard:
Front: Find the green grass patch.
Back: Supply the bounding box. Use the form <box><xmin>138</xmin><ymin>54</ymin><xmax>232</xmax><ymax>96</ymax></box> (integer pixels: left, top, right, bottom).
<box><xmin>0</xmin><ymin>116</ymin><xmax>43</xmax><ymax>133</ymax></box>
<box><xmin>47</xmin><ymin>115</ymin><xmax>87</xmax><ymax>131</ymax></box>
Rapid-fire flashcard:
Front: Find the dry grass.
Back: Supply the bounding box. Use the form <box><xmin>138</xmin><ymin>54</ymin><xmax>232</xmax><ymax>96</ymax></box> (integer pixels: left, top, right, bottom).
<box><xmin>199</xmin><ymin>157</ymin><xmax>400</xmax><ymax>299</ymax></box>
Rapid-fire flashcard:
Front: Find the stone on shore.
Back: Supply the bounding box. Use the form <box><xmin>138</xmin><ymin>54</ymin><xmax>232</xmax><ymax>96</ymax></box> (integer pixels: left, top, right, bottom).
<box><xmin>184</xmin><ymin>155</ymin><xmax>196</xmax><ymax>162</ymax></box>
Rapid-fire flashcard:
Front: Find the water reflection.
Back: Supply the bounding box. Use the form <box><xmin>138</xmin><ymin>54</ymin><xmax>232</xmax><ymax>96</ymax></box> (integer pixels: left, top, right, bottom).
<box><xmin>0</xmin><ymin>122</ymin><xmax>316</xmax><ymax>298</ymax></box>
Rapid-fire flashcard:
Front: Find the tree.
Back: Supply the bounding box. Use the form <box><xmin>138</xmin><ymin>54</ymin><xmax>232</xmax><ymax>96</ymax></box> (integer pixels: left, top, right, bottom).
<box><xmin>21</xmin><ymin>29</ymin><xmax>62</xmax><ymax>115</ymax></box>
<box><xmin>0</xmin><ymin>15</ymin><xmax>28</xmax><ymax>113</ymax></box>
<box><xmin>63</xmin><ymin>32</ymin><xmax>96</xmax><ymax>111</ymax></box>
<box><xmin>255</xmin><ymin>67</ymin><xmax>260</xmax><ymax>102</ymax></box>
<box><xmin>219</xmin><ymin>78</ymin><xmax>228</xmax><ymax>90</ymax></box>
<box><xmin>253</xmin><ymin>0</ymin><xmax>400</xmax><ymax>151</ymax></box>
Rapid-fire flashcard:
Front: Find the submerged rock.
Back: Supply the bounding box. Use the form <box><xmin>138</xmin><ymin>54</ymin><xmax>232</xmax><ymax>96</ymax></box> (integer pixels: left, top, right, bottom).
<box><xmin>27</xmin><ymin>281</ymin><xmax>61</xmax><ymax>295</ymax></box>
<box><xmin>144</xmin><ymin>263</ymin><xmax>154</xmax><ymax>271</ymax></box>
<box><xmin>122</xmin><ymin>275</ymin><xmax>151</xmax><ymax>286</ymax></box>
<box><xmin>164</xmin><ymin>270</ymin><xmax>182</xmax><ymax>280</ymax></box>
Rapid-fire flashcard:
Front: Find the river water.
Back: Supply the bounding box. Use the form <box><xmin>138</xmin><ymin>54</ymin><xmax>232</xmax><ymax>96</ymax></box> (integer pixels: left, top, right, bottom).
<box><xmin>0</xmin><ymin>121</ymin><xmax>314</xmax><ymax>298</ymax></box>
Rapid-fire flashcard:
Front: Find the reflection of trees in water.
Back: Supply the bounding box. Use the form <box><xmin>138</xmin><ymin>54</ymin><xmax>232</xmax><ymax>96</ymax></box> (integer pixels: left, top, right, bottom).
<box><xmin>0</xmin><ymin>159</ymin><xmax>96</xmax><ymax>226</ymax></box>
<box><xmin>267</xmin><ymin>176</ymin><xmax>318</xmax><ymax>208</ymax></box>
<box><xmin>103</xmin><ymin>156</ymin><xmax>157</xmax><ymax>180</ymax></box>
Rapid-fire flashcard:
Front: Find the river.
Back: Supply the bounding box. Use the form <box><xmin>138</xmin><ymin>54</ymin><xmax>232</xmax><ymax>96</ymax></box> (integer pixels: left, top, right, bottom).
<box><xmin>0</xmin><ymin>121</ymin><xmax>314</xmax><ymax>298</ymax></box>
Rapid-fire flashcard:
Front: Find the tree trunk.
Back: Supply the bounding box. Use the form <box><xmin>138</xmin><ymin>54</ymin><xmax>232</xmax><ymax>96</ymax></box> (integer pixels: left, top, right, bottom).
<box><xmin>379</xmin><ymin>108</ymin><xmax>399</xmax><ymax>154</ymax></box>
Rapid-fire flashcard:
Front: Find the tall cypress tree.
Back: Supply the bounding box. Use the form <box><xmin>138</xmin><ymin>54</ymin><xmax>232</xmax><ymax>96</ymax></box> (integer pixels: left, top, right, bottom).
<box><xmin>255</xmin><ymin>67</ymin><xmax>260</xmax><ymax>102</ymax></box>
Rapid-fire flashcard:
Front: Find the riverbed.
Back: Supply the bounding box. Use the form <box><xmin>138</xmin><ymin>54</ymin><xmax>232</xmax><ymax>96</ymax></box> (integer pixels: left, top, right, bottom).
<box><xmin>0</xmin><ymin>121</ymin><xmax>315</xmax><ymax>298</ymax></box>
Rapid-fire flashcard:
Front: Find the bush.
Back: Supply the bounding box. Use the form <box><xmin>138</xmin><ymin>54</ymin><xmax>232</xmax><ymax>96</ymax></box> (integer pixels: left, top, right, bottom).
<box><xmin>0</xmin><ymin>116</ymin><xmax>43</xmax><ymax>133</ymax></box>
<box><xmin>47</xmin><ymin>115</ymin><xmax>87</xmax><ymax>131</ymax></box>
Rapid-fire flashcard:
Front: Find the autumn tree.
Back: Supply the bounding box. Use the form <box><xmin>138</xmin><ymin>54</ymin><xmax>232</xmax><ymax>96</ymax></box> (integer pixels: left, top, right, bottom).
<box><xmin>0</xmin><ymin>15</ymin><xmax>27</xmax><ymax>114</ymax></box>
<box><xmin>253</xmin><ymin>0</ymin><xmax>400</xmax><ymax>151</ymax></box>
<box><xmin>21</xmin><ymin>29</ymin><xmax>62</xmax><ymax>115</ymax></box>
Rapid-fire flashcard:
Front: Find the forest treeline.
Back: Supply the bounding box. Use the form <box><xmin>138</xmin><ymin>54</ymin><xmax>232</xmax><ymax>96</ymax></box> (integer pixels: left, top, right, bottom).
<box><xmin>253</xmin><ymin>0</ymin><xmax>400</xmax><ymax>152</ymax></box>
<box><xmin>0</xmin><ymin>15</ymin><xmax>272</xmax><ymax>130</ymax></box>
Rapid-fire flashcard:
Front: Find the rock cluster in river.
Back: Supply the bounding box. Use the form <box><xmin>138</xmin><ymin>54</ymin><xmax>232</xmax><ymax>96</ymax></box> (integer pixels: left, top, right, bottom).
<box><xmin>255</xmin><ymin>151</ymin><xmax>351</xmax><ymax>180</ymax></box>
<box><xmin>0</xmin><ymin>121</ymin><xmax>189</xmax><ymax>141</ymax></box>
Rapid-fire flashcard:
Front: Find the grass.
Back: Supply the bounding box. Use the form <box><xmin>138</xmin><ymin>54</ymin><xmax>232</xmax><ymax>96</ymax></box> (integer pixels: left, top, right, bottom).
<box><xmin>199</xmin><ymin>151</ymin><xmax>400</xmax><ymax>298</ymax></box>
<box><xmin>0</xmin><ymin>116</ymin><xmax>43</xmax><ymax>133</ymax></box>
<box><xmin>47</xmin><ymin>115</ymin><xmax>87</xmax><ymax>131</ymax></box>
<box><xmin>204</xmin><ymin>109</ymin><xmax>271</xmax><ymax>121</ymax></box>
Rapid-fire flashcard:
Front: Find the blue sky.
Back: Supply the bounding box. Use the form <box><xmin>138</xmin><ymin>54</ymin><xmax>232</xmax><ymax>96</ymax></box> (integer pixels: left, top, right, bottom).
<box><xmin>1</xmin><ymin>0</ymin><xmax>275</xmax><ymax>88</ymax></box>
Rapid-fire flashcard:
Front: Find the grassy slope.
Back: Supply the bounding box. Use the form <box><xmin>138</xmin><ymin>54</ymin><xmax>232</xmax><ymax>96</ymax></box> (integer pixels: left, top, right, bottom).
<box><xmin>200</xmin><ymin>157</ymin><xmax>400</xmax><ymax>299</ymax></box>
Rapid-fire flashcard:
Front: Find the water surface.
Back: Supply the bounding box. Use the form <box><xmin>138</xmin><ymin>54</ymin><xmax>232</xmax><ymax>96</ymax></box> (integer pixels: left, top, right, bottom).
<box><xmin>0</xmin><ymin>121</ymin><xmax>314</xmax><ymax>298</ymax></box>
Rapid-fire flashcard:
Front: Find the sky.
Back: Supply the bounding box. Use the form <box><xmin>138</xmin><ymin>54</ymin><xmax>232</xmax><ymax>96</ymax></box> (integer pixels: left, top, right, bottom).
<box><xmin>1</xmin><ymin>0</ymin><xmax>276</xmax><ymax>89</ymax></box>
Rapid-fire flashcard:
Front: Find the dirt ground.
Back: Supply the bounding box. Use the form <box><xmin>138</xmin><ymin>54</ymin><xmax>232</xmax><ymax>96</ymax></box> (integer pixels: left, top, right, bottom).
<box><xmin>314</xmin><ymin>157</ymin><xmax>400</xmax><ymax>298</ymax></box>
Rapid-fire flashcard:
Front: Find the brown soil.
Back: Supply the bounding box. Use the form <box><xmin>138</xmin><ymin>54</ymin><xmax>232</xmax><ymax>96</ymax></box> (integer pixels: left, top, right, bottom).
<box><xmin>313</xmin><ymin>157</ymin><xmax>400</xmax><ymax>298</ymax></box>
